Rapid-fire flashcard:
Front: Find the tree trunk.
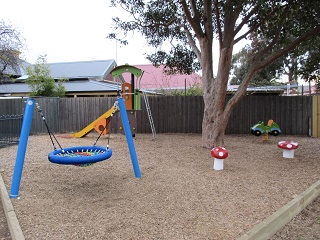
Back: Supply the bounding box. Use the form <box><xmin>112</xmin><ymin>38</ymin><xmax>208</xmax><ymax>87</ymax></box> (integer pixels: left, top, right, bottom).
<box><xmin>202</xmin><ymin>46</ymin><xmax>233</xmax><ymax>148</ymax></box>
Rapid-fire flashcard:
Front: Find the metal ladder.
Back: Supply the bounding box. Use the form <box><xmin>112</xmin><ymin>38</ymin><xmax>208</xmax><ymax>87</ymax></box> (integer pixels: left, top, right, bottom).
<box><xmin>142</xmin><ymin>91</ymin><xmax>156</xmax><ymax>140</ymax></box>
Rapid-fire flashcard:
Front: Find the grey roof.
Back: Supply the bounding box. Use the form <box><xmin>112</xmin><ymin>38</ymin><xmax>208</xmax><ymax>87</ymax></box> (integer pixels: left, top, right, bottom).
<box><xmin>2</xmin><ymin>59</ymin><xmax>117</xmax><ymax>81</ymax></box>
<box><xmin>46</xmin><ymin>59</ymin><xmax>116</xmax><ymax>80</ymax></box>
<box><xmin>227</xmin><ymin>85</ymin><xmax>284</xmax><ymax>93</ymax></box>
<box><xmin>63</xmin><ymin>80</ymin><xmax>120</xmax><ymax>92</ymax></box>
<box><xmin>0</xmin><ymin>80</ymin><xmax>120</xmax><ymax>95</ymax></box>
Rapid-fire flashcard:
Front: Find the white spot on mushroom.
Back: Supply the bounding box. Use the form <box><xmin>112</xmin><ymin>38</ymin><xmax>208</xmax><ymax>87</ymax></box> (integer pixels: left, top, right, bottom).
<box><xmin>218</xmin><ymin>152</ymin><xmax>224</xmax><ymax>157</ymax></box>
<box><xmin>287</xmin><ymin>144</ymin><xmax>292</xmax><ymax>148</ymax></box>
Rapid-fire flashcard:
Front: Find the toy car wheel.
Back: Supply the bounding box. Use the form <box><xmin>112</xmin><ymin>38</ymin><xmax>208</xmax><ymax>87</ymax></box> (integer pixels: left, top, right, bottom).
<box><xmin>271</xmin><ymin>130</ymin><xmax>280</xmax><ymax>136</ymax></box>
<box><xmin>253</xmin><ymin>130</ymin><xmax>262</xmax><ymax>136</ymax></box>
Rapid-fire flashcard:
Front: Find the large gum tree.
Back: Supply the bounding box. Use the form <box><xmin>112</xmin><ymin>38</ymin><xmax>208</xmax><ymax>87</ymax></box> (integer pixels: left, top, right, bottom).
<box><xmin>108</xmin><ymin>0</ymin><xmax>320</xmax><ymax>148</ymax></box>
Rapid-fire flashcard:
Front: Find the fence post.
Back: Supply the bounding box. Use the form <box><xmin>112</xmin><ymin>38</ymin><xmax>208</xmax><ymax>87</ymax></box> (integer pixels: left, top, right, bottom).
<box><xmin>312</xmin><ymin>96</ymin><xmax>320</xmax><ymax>137</ymax></box>
<box><xmin>10</xmin><ymin>99</ymin><xmax>35</xmax><ymax>198</ymax></box>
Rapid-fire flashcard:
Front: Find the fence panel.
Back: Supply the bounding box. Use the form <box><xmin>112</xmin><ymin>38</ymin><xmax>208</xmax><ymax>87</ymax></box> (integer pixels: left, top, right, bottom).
<box><xmin>30</xmin><ymin>97</ymin><xmax>60</xmax><ymax>134</ymax></box>
<box><xmin>0</xmin><ymin>95</ymin><xmax>314</xmax><ymax>136</ymax></box>
<box><xmin>0</xmin><ymin>98</ymin><xmax>25</xmax><ymax>115</ymax></box>
<box><xmin>0</xmin><ymin>114</ymin><xmax>23</xmax><ymax>148</ymax></box>
<box><xmin>115</xmin><ymin>95</ymin><xmax>311</xmax><ymax>135</ymax></box>
<box><xmin>58</xmin><ymin>97</ymin><xmax>118</xmax><ymax>133</ymax></box>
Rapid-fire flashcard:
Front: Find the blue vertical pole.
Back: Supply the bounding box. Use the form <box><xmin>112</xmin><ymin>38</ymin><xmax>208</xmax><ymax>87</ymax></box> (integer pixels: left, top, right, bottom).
<box><xmin>117</xmin><ymin>97</ymin><xmax>141</xmax><ymax>178</ymax></box>
<box><xmin>10</xmin><ymin>98</ymin><xmax>35</xmax><ymax>198</ymax></box>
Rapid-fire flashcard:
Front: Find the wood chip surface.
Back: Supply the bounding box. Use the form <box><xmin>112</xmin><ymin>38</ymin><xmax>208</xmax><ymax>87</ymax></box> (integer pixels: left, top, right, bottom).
<box><xmin>0</xmin><ymin>134</ymin><xmax>319</xmax><ymax>239</ymax></box>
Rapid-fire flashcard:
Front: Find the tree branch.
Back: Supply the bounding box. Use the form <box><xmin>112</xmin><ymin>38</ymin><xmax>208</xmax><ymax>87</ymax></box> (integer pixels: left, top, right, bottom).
<box><xmin>234</xmin><ymin>4</ymin><xmax>259</xmax><ymax>37</ymax></box>
<box><xmin>179</xmin><ymin>0</ymin><xmax>203</xmax><ymax>37</ymax></box>
<box><xmin>203</xmin><ymin>0</ymin><xmax>213</xmax><ymax>40</ymax></box>
<box><xmin>258</xmin><ymin>25</ymin><xmax>320</xmax><ymax>72</ymax></box>
<box><xmin>190</xmin><ymin>0</ymin><xmax>199</xmax><ymax>19</ymax></box>
<box><xmin>214</xmin><ymin>0</ymin><xmax>223</xmax><ymax>47</ymax></box>
<box><xmin>234</xmin><ymin>4</ymin><xmax>288</xmax><ymax>44</ymax></box>
<box><xmin>253</xmin><ymin>17</ymin><xmax>287</xmax><ymax>62</ymax></box>
<box><xmin>228</xmin><ymin>25</ymin><xmax>320</xmax><ymax>112</ymax></box>
<box><xmin>180</xmin><ymin>24</ymin><xmax>201</xmax><ymax>61</ymax></box>
<box><xmin>234</xmin><ymin>26</ymin><xmax>257</xmax><ymax>44</ymax></box>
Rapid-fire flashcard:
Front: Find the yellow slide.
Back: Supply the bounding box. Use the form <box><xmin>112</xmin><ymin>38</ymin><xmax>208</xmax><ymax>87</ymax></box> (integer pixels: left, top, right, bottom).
<box><xmin>70</xmin><ymin>105</ymin><xmax>119</xmax><ymax>138</ymax></box>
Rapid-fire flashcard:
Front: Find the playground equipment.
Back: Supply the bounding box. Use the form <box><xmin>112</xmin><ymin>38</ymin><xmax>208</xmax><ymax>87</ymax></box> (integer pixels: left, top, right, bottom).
<box><xmin>110</xmin><ymin>65</ymin><xmax>143</xmax><ymax>111</ymax></box>
<box><xmin>211</xmin><ymin>147</ymin><xmax>228</xmax><ymax>170</ymax></box>
<box><xmin>10</xmin><ymin>97</ymin><xmax>141</xmax><ymax>198</ymax></box>
<box><xmin>71</xmin><ymin>64</ymin><xmax>156</xmax><ymax>140</ymax></box>
<box><xmin>70</xmin><ymin>103</ymin><xmax>119</xmax><ymax>138</ymax></box>
<box><xmin>48</xmin><ymin>145</ymin><xmax>112</xmax><ymax>165</ymax></box>
<box><xmin>278</xmin><ymin>140</ymin><xmax>299</xmax><ymax>158</ymax></box>
<box><xmin>251</xmin><ymin>119</ymin><xmax>281</xmax><ymax>140</ymax></box>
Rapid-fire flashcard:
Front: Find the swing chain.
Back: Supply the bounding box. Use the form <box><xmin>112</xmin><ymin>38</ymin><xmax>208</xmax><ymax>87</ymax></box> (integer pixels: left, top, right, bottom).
<box><xmin>93</xmin><ymin>101</ymin><xmax>119</xmax><ymax>148</ymax></box>
<box><xmin>36</xmin><ymin>101</ymin><xmax>119</xmax><ymax>152</ymax></box>
<box><xmin>35</xmin><ymin>102</ymin><xmax>63</xmax><ymax>151</ymax></box>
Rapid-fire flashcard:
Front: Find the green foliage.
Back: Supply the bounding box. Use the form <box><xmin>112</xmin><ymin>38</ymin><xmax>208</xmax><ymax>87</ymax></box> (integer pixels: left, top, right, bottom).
<box><xmin>26</xmin><ymin>55</ymin><xmax>67</xmax><ymax>97</ymax></box>
<box><xmin>231</xmin><ymin>15</ymin><xmax>320</xmax><ymax>86</ymax></box>
<box><xmin>108</xmin><ymin>0</ymin><xmax>319</xmax><ymax>78</ymax></box>
<box><xmin>230</xmin><ymin>44</ymin><xmax>283</xmax><ymax>86</ymax></box>
<box><xmin>108</xmin><ymin>0</ymin><xmax>201</xmax><ymax>75</ymax></box>
<box><xmin>297</xmin><ymin>36</ymin><xmax>320</xmax><ymax>84</ymax></box>
<box><xmin>164</xmin><ymin>83</ymin><xmax>203</xmax><ymax>96</ymax></box>
<box><xmin>147</xmin><ymin>46</ymin><xmax>201</xmax><ymax>75</ymax></box>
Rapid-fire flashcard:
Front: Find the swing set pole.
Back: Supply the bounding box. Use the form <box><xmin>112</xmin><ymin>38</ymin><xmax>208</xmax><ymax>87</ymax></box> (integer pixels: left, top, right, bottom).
<box><xmin>117</xmin><ymin>97</ymin><xmax>141</xmax><ymax>178</ymax></box>
<box><xmin>10</xmin><ymin>98</ymin><xmax>35</xmax><ymax>198</ymax></box>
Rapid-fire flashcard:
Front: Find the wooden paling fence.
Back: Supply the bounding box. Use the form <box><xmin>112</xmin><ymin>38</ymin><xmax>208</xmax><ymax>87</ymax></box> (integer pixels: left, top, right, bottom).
<box><xmin>0</xmin><ymin>95</ymin><xmax>319</xmax><ymax>137</ymax></box>
<box><xmin>0</xmin><ymin>114</ymin><xmax>23</xmax><ymax>148</ymax></box>
<box><xmin>137</xmin><ymin>95</ymin><xmax>314</xmax><ymax>136</ymax></box>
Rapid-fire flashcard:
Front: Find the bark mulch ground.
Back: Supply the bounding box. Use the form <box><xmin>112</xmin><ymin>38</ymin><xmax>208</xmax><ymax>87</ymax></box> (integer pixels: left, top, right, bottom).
<box><xmin>0</xmin><ymin>134</ymin><xmax>319</xmax><ymax>239</ymax></box>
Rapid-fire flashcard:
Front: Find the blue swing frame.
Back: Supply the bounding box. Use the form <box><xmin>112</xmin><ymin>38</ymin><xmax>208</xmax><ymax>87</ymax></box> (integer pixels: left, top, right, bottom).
<box><xmin>10</xmin><ymin>97</ymin><xmax>141</xmax><ymax>199</ymax></box>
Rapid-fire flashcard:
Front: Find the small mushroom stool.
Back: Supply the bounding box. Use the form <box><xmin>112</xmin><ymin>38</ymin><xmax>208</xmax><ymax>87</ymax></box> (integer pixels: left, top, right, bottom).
<box><xmin>211</xmin><ymin>147</ymin><xmax>228</xmax><ymax>170</ymax></box>
<box><xmin>277</xmin><ymin>141</ymin><xmax>299</xmax><ymax>158</ymax></box>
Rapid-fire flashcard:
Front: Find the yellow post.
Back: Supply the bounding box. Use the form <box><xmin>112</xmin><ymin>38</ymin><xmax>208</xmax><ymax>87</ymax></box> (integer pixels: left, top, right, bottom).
<box><xmin>262</xmin><ymin>133</ymin><xmax>269</xmax><ymax>141</ymax></box>
<box><xmin>312</xmin><ymin>96</ymin><xmax>320</xmax><ymax>137</ymax></box>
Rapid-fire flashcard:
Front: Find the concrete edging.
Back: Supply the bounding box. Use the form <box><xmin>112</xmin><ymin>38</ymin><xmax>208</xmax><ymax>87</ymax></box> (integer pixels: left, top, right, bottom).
<box><xmin>0</xmin><ymin>173</ymin><xmax>25</xmax><ymax>240</ymax></box>
<box><xmin>238</xmin><ymin>179</ymin><xmax>320</xmax><ymax>240</ymax></box>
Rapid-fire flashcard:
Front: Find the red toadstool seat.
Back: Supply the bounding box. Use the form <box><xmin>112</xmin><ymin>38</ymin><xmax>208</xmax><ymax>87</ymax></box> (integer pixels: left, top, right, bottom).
<box><xmin>211</xmin><ymin>147</ymin><xmax>228</xmax><ymax>170</ymax></box>
<box><xmin>277</xmin><ymin>141</ymin><xmax>299</xmax><ymax>158</ymax></box>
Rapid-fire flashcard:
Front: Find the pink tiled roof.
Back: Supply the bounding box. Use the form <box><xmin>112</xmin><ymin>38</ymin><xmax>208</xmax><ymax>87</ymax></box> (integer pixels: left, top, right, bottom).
<box><xmin>121</xmin><ymin>64</ymin><xmax>202</xmax><ymax>90</ymax></box>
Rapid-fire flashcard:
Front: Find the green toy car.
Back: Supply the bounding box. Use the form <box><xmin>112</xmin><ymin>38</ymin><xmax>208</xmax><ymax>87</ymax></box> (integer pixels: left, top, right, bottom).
<box><xmin>251</xmin><ymin>120</ymin><xmax>281</xmax><ymax>136</ymax></box>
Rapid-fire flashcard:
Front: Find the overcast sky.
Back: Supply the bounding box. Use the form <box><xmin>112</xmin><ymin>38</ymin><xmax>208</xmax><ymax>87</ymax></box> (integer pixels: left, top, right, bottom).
<box><xmin>2</xmin><ymin>0</ymin><xmax>154</xmax><ymax>65</ymax></box>
<box><xmin>3</xmin><ymin>0</ymin><xmax>253</xmax><ymax>77</ymax></box>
